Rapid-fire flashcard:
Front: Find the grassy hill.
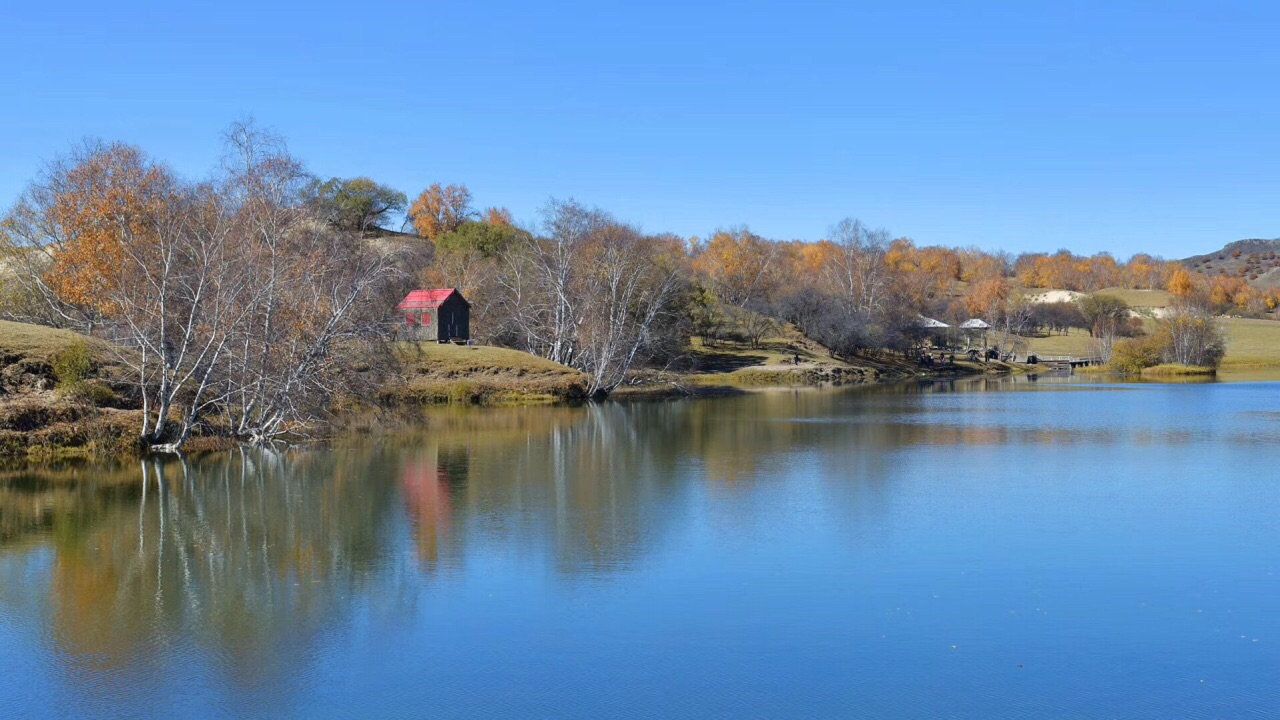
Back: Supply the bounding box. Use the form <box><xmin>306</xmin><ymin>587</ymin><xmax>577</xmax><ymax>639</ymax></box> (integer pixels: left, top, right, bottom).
<box><xmin>618</xmin><ymin>322</ymin><xmax>990</xmax><ymax>395</ymax></box>
<box><xmin>1090</xmin><ymin>287</ymin><xmax>1173</xmax><ymax>309</ymax></box>
<box><xmin>1018</xmin><ymin>284</ymin><xmax>1280</xmax><ymax>367</ymax></box>
<box><xmin>386</xmin><ymin>320</ymin><xmax>988</xmax><ymax>406</ymax></box>
<box><xmin>1022</xmin><ymin>328</ymin><xmax>1094</xmax><ymax>357</ymax></box>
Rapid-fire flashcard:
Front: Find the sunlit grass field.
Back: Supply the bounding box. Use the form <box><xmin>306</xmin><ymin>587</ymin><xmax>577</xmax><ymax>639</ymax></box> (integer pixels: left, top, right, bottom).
<box><xmin>1219</xmin><ymin>318</ymin><xmax>1280</xmax><ymax>368</ymax></box>
<box><xmin>1022</xmin><ymin>318</ymin><xmax>1280</xmax><ymax>367</ymax></box>
<box><xmin>1022</xmin><ymin>328</ymin><xmax>1095</xmax><ymax>357</ymax></box>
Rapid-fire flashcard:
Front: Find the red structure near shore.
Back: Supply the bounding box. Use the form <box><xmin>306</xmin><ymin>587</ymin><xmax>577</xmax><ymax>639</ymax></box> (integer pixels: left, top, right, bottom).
<box><xmin>397</xmin><ymin>288</ymin><xmax>470</xmax><ymax>342</ymax></box>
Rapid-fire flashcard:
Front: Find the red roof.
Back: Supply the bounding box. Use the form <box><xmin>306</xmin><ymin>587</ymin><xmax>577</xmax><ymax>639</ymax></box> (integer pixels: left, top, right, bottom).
<box><xmin>397</xmin><ymin>288</ymin><xmax>465</xmax><ymax>309</ymax></box>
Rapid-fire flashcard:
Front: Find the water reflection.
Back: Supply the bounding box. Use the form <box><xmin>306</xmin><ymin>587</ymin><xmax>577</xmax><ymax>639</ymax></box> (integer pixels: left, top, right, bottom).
<box><xmin>1</xmin><ymin>448</ymin><xmax>415</xmax><ymax>713</ymax></box>
<box><xmin>2</xmin><ymin>376</ymin><xmax>1278</xmax><ymax>718</ymax></box>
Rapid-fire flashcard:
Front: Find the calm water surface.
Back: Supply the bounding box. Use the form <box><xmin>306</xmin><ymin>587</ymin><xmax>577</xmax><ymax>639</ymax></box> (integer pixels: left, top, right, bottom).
<box><xmin>2</xmin><ymin>377</ymin><xmax>1278</xmax><ymax>718</ymax></box>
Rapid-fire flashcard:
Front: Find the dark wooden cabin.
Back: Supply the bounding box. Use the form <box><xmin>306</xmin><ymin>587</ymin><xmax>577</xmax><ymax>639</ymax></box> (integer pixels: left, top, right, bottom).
<box><xmin>397</xmin><ymin>288</ymin><xmax>470</xmax><ymax>342</ymax></box>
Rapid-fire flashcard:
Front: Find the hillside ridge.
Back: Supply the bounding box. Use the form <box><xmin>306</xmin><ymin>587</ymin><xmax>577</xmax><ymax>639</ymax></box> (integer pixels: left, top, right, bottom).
<box><xmin>1183</xmin><ymin>237</ymin><xmax>1280</xmax><ymax>287</ymax></box>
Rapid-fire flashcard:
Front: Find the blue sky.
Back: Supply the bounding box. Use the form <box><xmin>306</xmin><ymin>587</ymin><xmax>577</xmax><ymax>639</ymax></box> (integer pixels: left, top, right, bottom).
<box><xmin>3</xmin><ymin>1</ymin><xmax>1277</xmax><ymax>258</ymax></box>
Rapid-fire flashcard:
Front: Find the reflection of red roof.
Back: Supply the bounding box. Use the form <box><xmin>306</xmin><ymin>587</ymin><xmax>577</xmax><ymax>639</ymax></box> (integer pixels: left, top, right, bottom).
<box><xmin>401</xmin><ymin>460</ymin><xmax>453</xmax><ymax>565</ymax></box>
<box><xmin>397</xmin><ymin>288</ymin><xmax>465</xmax><ymax>309</ymax></box>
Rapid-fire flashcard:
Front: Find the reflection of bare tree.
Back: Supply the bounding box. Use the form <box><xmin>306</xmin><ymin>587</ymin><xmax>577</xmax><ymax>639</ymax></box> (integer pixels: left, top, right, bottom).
<box><xmin>0</xmin><ymin>446</ymin><xmax>408</xmax><ymax>704</ymax></box>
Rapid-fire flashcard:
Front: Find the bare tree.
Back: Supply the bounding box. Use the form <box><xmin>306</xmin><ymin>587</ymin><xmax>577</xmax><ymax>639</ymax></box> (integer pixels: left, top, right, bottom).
<box><xmin>3</xmin><ymin>123</ymin><xmax>400</xmax><ymax>451</ymax></box>
<box><xmin>991</xmin><ymin>297</ymin><xmax>1036</xmax><ymax>361</ymax></box>
<box><xmin>217</xmin><ymin>122</ymin><xmax>401</xmax><ymax>443</ymax></box>
<box><xmin>525</xmin><ymin>198</ymin><xmax>603</xmax><ymax>366</ymax></box>
<box><xmin>828</xmin><ymin>218</ymin><xmax>892</xmax><ymax>315</ymax></box>
<box><xmin>573</xmin><ymin>228</ymin><xmax>686</xmax><ymax>395</ymax></box>
<box><xmin>486</xmin><ymin>199</ymin><xmax>688</xmax><ymax>396</ymax></box>
<box><xmin>118</xmin><ymin>186</ymin><xmax>249</xmax><ymax>449</ymax></box>
<box><xmin>1159</xmin><ymin>304</ymin><xmax>1227</xmax><ymax>367</ymax></box>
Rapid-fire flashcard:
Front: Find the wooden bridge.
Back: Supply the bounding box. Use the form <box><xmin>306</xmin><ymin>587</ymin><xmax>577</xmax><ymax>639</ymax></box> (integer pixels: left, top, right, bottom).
<box><xmin>1032</xmin><ymin>354</ymin><xmax>1103</xmax><ymax>370</ymax></box>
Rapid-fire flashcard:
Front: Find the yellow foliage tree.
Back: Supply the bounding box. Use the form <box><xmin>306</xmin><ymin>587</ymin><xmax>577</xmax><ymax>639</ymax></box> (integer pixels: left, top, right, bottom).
<box><xmin>409</xmin><ymin>183</ymin><xmax>473</xmax><ymax>239</ymax></box>
<box><xmin>692</xmin><ymin>228</ymin><xmax>781</xmax><ymax>307</ymax></box>
<box><xmin>1166</xmin><ymin>268</ymin><xmax>1196</xmax><ymax>298</ymax></box>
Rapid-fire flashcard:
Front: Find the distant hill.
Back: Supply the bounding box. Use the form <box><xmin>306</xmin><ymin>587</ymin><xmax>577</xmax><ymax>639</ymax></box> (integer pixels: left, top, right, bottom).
<box><xmin>1183</xmin><ymin>238</ymin><xmax>1280</xmax><ymax>288</ymax></box>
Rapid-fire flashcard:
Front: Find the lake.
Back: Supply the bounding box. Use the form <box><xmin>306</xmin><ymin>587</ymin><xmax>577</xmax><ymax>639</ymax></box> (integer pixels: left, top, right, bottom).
<box><xmin>2</xmin><ymin>376</ymin><xmax>1278</xmax><ymax>718</ymax></box>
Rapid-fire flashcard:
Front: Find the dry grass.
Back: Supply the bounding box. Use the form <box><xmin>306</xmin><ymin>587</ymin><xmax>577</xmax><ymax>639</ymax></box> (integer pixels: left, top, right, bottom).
<box><xmin>391</xmin><ymin>340</ymin><xmax>586</xmax><ymax>379</ymax></box>
<box><xmin>1023</xmin><ymin>316</ymin><xmax>1280</xmax><ymax>368</ymax></box>
<box><xmin>0</xmin><ymin>320</ymin><xmax>118</xmax><ymax>363</ymax></box>
<box><xmin>686</xmin><ymin>332</ymin><xmax>846</xmax><ymax>371</ymax></box>
<box><xmin>1219</xmin><ymin>317</ymin><xmax>1280</xmax><ymax>368</ymax></box>
<box><xmin>0</xmin><ymin>401</ymin><xmax>143</xmax><ymax>461</ymax></box>
<box><xmin>391</xmin><ymin>342</ymin><xmax>582</xmax><ymax>376</ymax></box>
<box><xmin>384</xmin><ymin>342</ymin><xmax>587</xmax><ymax>405</ymax></box>
<box><xmin>1023</xmin><ymin>328</ymin><xmax>1096</xmax><ymax>356</ymax></box>
<box><xmin>683</xmin><ymin>328</ymin><xmax>895</xmax><ymax>387</ymax></box>
<box><xmin>676</xmin><ymin>329</ymin><xmax>981</xmax><ymax>389</ymax></box>
<box><xmin>1092</xmin><ymin>287</ymin><xmax>1174</xmax><ymax>308</ymax></box>
<box><xmin>0</xmin><ymin>320</ymin><xmax>142</xmax><ymax>459</ymax></box>
<box><xmin>1141</xmin><ymin>364</ymin><xmax>1216</xmax><ymax>377</ymax></box>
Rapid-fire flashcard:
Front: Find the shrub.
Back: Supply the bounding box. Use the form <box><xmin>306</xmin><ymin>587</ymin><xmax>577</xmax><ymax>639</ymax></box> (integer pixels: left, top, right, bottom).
<box><xmin>447</xmin><ymin>381</ymin><xmax>481</xmax><ymax>404</ymax></box>
<box><xmin>63</xmin><ymin>380</ymin><xmax>119</xmax><ymax>407</ymax></box>
<box><xmin>50</xmin><ymin>343</ymin><xmax>94</xmax><ymax>388</ymax></box>
<box><xmin>1109</xmin><ymin>336</ymin><xmax>1162</xmax><ymax>374</ymax></box>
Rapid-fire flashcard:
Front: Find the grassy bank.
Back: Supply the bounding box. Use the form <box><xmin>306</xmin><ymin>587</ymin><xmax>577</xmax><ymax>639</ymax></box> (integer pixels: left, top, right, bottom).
<box><xmin>0</xmin><ymin>320</ymin><xmax>142</xmax><ymax>461</ymax></box>
<box><xmin>382</xmin><ymin>342</ymin><xmax>588</xmax><ymax>405</ymax></box>
<box><xmin>0</xmin><ymin>319</ymin><xmax>992</xmax><ymax>460</ymax></box>
<box><xmin>1140</xmin><ymin>364</ymin><xmax>1217</xmax><ymax>377</ymax></box>
<box><xmin>617</xmin><ymin>333</ymin><xmax>991</xmax><ymax>398</ymax></box>
<box><xmin>386</xmin><ymin>332</ymin><xmax>990</xmax><ymax>406</ymax></box>
<box><xmin>680</xmin><ymin>336</ymin><xmax>887</xmax><ymax>388</ymax></box>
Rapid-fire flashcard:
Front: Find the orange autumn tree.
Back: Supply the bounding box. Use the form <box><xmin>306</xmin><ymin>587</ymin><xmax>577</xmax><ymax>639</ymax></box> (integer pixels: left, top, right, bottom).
<box><xmin>964</xmin><ymin>275</ymin><xmax>1010</xmax><ymax>320</ymax></box>
<box><xmin>46</xmin><ymin>145</ymin><xmax>175</xmax><ymax>312</ymax></box>
<box><xmin>1123</xmin><ymin>254</ymin><xmax>1174</xmax><ymax>290</ymax></box>
<box><xmin>1264</xmin><ymin>287</ymin><xmax>1280</xmax><ymax>311</ymax></box>
<box><xmin>959</xmin><ymin>248</ymin><xmax>1007</xmax><ymax>283</ymax></box>
<box><xmin>792</xmin><ymin>239</ymin><xmax>839</xmax><ymax>284</ymax></box>
<box><xmin>409</xmin><ymin>183</ymin><xmax>473</xmax><ymax>239</ymax></box>
<box><xmin>886</xmin><ymin>238</ymin><xmax>958</xmax><ymax>306</ymax></box>
<box><xmin>480</xmin><ymin>206</ymin><xmax>514</xmax><ymax>227</ymax></box>
<box><xmin>0</xmin><ymin>142</ymin><xmax>176</xmax><ymax>329</ymax></box>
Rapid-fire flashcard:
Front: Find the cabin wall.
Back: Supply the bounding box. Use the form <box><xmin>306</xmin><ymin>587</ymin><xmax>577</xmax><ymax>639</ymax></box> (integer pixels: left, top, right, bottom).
<box><xmin>396</xmin><ymin>307</ymin><xmax>440</xmax><ymax>341</ymax></box>
<box><xmin>436</xmin><ymin>297</ymin><xmax>470</xmax><ymax>342</ymax></box>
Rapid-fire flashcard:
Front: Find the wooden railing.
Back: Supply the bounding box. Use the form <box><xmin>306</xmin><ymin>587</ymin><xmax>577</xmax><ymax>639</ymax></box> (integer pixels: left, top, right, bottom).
<box><xmin>1033</xmin><ymin>355</ymin><xmax>1103</xmax><ymax>366</ymax></box>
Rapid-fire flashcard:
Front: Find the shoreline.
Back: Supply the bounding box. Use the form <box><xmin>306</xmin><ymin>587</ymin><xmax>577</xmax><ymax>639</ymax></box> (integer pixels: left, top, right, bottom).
<box><xmin>3</xmin><ymin>360</ymin><xmax>998</xmax><ymax>464</ymax></box>
<box><xmin>11</xmin><ymin>360</ymin><xmax>1280</xmax><ymax>466</ymax></box>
